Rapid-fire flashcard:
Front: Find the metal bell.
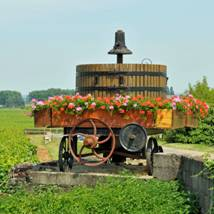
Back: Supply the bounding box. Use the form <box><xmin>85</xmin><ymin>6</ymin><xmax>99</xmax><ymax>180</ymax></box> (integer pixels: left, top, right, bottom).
<box><xmin>108</xmin><ymin>30</ymin><xmax>132</xmax><ymax>63</ymax></box>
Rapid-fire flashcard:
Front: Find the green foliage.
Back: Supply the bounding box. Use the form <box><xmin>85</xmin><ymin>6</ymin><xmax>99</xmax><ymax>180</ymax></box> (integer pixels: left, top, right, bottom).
<box><xmin>27</xmin><ymin>88</ymin><xmax>75</xmax><ymax>102</ymax></box>
<box><xmin>202</xmin><ymin>154</ymin><xmax>214</xmax><ymax>178</ymax></box>
<box><xmin>0</xmin><ymin>109</ymin><xmax>37</xmax><ymax>191</ymax></box>
<box><xmin>164</xmin><ymin>106</ymin><xmax>214</xmax><ymax>145</ymax></box>
<box><xmin>188</xmin><ymin>76</ymin><xmax>214</xmax><ymax>105</ymax></box>
<box><xmin>0</xmin><ymin>179</ymin><xmax>199</xmax><ymax>214</ymax></box>
<box><xmin>0</xmin><ymin>90</ymin><xmax>25</xmax><ymax>108</ymax></box>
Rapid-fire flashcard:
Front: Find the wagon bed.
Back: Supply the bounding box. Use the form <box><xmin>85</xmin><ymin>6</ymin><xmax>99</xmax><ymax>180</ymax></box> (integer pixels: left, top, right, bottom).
<box><xmin>34</xmin><ymin>108</ymin><xmax>198</xmax><ymax>130</ymax></box>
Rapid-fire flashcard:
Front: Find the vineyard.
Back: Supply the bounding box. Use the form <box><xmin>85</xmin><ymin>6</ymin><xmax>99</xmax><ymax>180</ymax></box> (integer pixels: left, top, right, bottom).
<box><xmin>0</xmin><ymin>108</ymin><xmax>200</xmax><ymax>213</ymax></box>
<box><xmin>0</xmin><ymin>108</ymin><xmax>37</xmax><ymax>190</ymax></box>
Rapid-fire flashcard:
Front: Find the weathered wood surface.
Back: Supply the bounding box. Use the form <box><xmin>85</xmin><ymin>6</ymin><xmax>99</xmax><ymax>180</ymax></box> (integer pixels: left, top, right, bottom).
<box><xmin>34</xmin><ymin>109</ymin><xmax>154</xmax><ymax>128</ymax></box>
<box><xmin>155</xmin><ymin>109</ymin><xmax>198</xmax><ymax>129</ymax></box>
<box><xmin>76</xmin><ymin>64</ymin><xmax>167</xmax><ymax>98</ymax></box>
<box><xmin>34</xmin><ymin>109</ymin><xmax>198</xmax><ymax>129</ymax></box>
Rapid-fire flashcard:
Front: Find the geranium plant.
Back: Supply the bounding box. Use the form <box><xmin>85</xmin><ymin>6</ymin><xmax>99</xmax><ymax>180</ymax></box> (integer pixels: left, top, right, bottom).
<box><xmin>31</xmin><ymin>93</ymin><xmax>209</xmax><ymax>119</ymax></box>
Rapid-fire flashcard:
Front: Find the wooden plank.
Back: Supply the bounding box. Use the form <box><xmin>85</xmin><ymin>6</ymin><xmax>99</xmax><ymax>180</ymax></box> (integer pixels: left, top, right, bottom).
<box><xmin>34</xmin><ymin>109</ymin><xmax>52</xmax><ymax>128</ymax></box>
<box><xmin>155</xmin><ymin>110</ymin><xmax>186</xmax><ymax>129</ymax></box>
<box><xmin>155</xmin><ymin>109</ymin><xmax>172</xmax><ymax>128</ymax></box>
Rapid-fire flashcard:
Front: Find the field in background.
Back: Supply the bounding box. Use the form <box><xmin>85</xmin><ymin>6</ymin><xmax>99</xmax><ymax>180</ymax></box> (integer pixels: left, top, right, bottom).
<box><xmin>0</xmin><ymin>108</ymin><xmax>33</xmax><ymax>129</ymax></box>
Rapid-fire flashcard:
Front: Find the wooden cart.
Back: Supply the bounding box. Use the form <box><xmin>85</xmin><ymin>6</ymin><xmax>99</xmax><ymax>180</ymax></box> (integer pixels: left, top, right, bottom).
<box><xmin>34</xmin><ymin>108</ymin><xmax>198</xmax><ymax>175</ymax></box>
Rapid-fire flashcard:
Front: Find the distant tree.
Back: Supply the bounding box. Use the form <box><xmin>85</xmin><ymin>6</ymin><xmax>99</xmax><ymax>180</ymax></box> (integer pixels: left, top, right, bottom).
<box><xmin>0</xmin><ymin>91</ymin><xmax>25</xmax><ymax>107</ymax></box>
<box><xmin>27</xmin><ymin>88</ymin><xmax>75</xmax><ymax>102</ymax></box>
<box><xmin>166</xmin><ymin>86</ymin><xmax>175</xmax><ymax>96</ymax></box>
<box><xmin>165</xmin><ymin>86</ymin><xmax>170</xmax><ymax>95</ymax></box>
<box><xmin>188</xmin><ymin>76</ymin><xmax>214</xmax><ymax>104</ymax></box>
<box><xmin>169</xmin><ymin>86</ymin><xmax>175</xmax><ymax>95</ymax></box>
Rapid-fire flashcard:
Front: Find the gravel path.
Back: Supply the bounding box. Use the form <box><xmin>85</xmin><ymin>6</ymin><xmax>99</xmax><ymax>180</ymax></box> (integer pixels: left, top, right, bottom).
<box><xmin>162</xmin><ymin>146</ymin><xmax>214</xmax><ymax>160</ymax></box>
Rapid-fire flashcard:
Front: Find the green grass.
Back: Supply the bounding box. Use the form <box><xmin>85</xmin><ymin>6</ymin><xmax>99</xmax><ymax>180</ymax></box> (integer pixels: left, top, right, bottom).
<box><xmin>0</xmin><ymin>108</ymin><xmax>33</xmax><ymax>129</ymax></box>
<box><xmin>0</xmin><ymin>108</ymin><xmax>37</xmax><ymax>191</ymax></box>
<box><xmin>0</xmin><ymin>179</ymin><xmax>199</xmax><ymax>214</ymax></box>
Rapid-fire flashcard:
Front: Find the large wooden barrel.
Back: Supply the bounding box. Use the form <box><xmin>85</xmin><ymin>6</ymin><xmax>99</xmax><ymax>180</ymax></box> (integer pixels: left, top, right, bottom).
<box><xmin>76</xmin><ymin>64</ymin><xmax>167</xmax><ymax>98</ymax></box>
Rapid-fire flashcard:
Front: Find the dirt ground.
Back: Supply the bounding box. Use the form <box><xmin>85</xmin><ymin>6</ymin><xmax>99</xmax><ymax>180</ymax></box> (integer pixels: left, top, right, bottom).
<box><xmin>36</xmin><ymin>145</ymin><xmax>52</xmax><ymax>162</ymax></box>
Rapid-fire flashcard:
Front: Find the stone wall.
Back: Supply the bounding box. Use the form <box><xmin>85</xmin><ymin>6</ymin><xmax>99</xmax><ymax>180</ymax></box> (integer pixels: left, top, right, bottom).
<box><xmin>153</xmin><ymin>153</ymin><xmax>214</xmax><ymax>214</ymax></box>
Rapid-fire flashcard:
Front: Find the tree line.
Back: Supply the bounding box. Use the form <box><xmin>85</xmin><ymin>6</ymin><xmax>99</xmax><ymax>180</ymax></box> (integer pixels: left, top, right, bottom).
<box><xmin>0</xmin><ymin>88</ymin><xmax>75</xmax><ymax>108</ymax></box>
<box><xmin>27</xmin><ymin>88</ymin><xmax>75</xmax><ymax>102</ymax></box>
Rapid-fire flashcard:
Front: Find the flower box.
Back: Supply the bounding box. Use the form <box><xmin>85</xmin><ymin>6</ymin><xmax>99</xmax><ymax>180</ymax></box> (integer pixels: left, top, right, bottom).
<box><xmin>34</xmin><ymin>109</ymin><xmax>155</xmax><ymax>128</ymax></box>
<box><xmin>34</xmin><ymin>108</ymin><xmax>199</xmax><ymax>129</ymax></box>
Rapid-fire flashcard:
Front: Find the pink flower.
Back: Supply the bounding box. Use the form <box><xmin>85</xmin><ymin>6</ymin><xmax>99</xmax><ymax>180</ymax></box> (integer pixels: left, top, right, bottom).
<box><xmin>172</xmin><ymin>96</ymin><xmax>181</xmax><ymax>103</ymax></box>
<box><xmin>37</xmin><ymin>101</ymin><xmax>44</xmax><ymax>106</ymax></box>
<box><xmin>31</xmin><ymin>98</ymin><xmax>37</xmax><ymax>102</ymax></box>
<box><xmin>68</xmin><ymin>103</ymin><xmax>75</xmax><ymax>109</ymax></box>
<box><xmin>55</xmin><ymin>96</ymin><xmax>63</xmax><ymax>101</ymax></box>
<box><xmin>109</xmin><ymin>105</ymin><xmax>114</xmax><ymax>110</ymax></box>
<box><xmin>172</xmin><ymin>102</ymin><xmax>176</xmax><ymax>110</ymax></box>
<box><xmin>48</xmin><ymin>97</ymin><xmax>54</xmax><ymax>101</ymax></box>
<box><xmin>31</xmin><ymin>104</ymin><xmax>36</xmax><ymax>110</ymax></box>
<box><xmin>91</xmin><ymin>102</ymin><xmax>96</xmax><ymax>107</ymax></box>
<box><xmin>119</xmin><ymin>109</ymin><xmax>125</xmax><ymax>114</ymax></box>
<box><xmin>76</xmin><ymin>107</ymin><xmax>82</xmax><ymax>112</ymax></box>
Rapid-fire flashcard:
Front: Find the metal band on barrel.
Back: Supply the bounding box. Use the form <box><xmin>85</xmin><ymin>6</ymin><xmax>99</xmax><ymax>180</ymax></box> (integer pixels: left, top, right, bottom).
<box><xmin>77</xmin><ymin>71</ymin><xmax>167</xmax><ymax>77</ymax></box>
<box><xmin>77</xmin><ymin>86</ymin><xmax>167</xmax><ymax>92</ymax></box>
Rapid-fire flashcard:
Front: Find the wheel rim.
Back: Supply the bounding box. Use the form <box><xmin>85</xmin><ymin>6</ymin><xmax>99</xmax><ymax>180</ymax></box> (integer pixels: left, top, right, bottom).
<box><xmin>146</xmin><ymin>137</ymin><xmax>158</xmax><ymax>175</ymax></box>
<box><xmin>58</xmin><ymin>136</ymin><xmax>73</xmax><ymax>171</ymax></box>
<box><xmin>68</xmin><ymin>118</ymin><xmax>116</xmax><ymax>166</ymax></box>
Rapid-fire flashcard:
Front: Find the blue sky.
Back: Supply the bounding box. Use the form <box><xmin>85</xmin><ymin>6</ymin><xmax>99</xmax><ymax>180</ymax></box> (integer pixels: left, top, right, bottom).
<box><xmin>0</xmin><ymin>0</ymin><xmax>213</xmax><ymax>95</ymax></box>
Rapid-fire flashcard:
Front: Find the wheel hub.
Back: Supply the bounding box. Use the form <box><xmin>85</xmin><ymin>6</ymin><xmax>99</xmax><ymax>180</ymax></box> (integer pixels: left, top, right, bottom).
<box><xmin>83</xmin><ymin>135</ymin><xmax>98</xmax><ymax>149</ymax></box>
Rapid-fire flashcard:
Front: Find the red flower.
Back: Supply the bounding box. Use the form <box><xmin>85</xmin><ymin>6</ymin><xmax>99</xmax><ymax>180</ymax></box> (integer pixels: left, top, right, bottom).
<box><xmin>115</xmin><ymin>101</ymin><xmax>121</xmax><ymax>107</ymax></box>
<box><xmin>119</xmin><ymin>109</ymin><xmax>125</xmax><ymax>114</ymax></box>
<box><xmin>68</xmin><ymin>103</ymin><xmax>75</xmax><ymax>109</ymax></box>
<box><xmin>155</xmin><ymin>97</ymin><xmax>162</xmax><ymax>102</ymax></box>
<box><xmin>100</xmin><ymin>105</ymin><xmax>106</xmax><ymax>110</ymax></box>
<box><xmin>65</xmin><ymin>95</ymin><xmax>71</xmax><ymax>100</ymax></box>
<box><xmin>132</xmin><ymin>97</ymin><xmax>138</xmax><ymax>101</ymax></box>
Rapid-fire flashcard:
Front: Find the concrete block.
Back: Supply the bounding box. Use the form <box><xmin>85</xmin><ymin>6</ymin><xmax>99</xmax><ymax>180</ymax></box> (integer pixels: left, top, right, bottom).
<box><xmin>191</xmin><ymin>175</ymin><xmax>199</xmax><ymax>193</ymax></box>
<box><xmin>153</xmin><ymin>153</ymin><xmax>182</xmax><ymax>181</ymax></box>
<box><xmin>27</xmin><ymin>171</ymin><xmax>152</xmax><ymax>187</ymax></box>
<box><xmin>153</xmin><ymin>153</ymin><xmax>182</xmax><ymax>168</ymax></box>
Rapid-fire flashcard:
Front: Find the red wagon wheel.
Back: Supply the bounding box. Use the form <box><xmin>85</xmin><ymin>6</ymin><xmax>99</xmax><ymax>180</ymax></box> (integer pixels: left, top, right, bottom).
<box><xmin>68</xmin><ymin>118</ymin><xmax>116</xmax><ymax>166</ymax></box>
